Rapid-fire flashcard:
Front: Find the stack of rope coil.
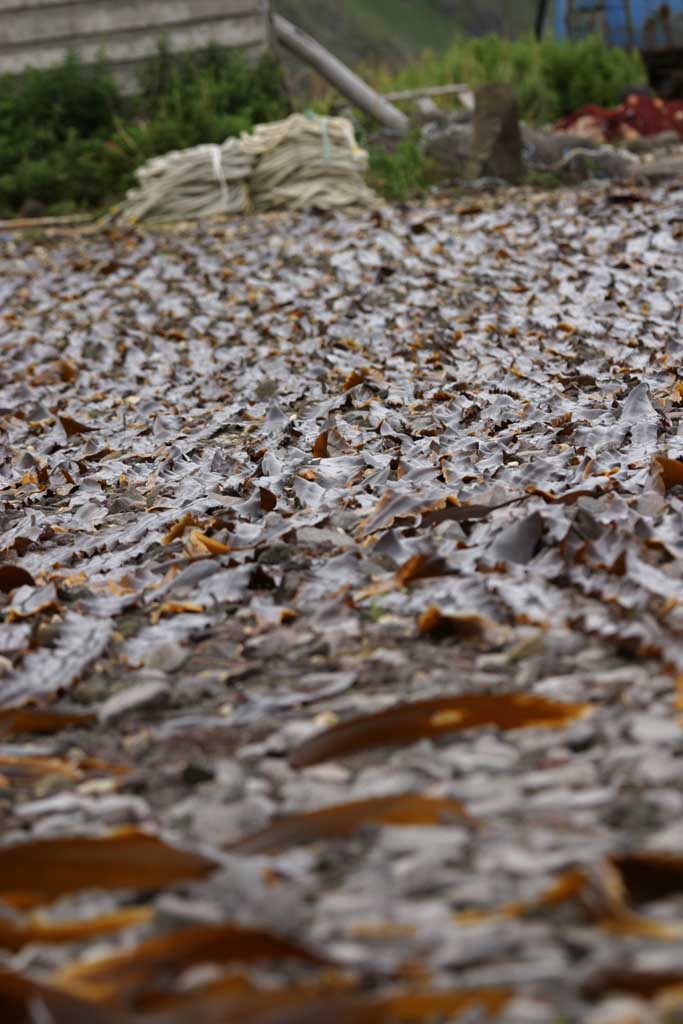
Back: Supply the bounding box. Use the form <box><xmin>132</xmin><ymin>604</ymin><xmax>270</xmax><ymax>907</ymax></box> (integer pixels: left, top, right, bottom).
<box><xmin>241</xmin><ymin>113</ymin><xmax>374</xmax><ymax>211</ymax></box>
<box><xmin>120</xmin><ymin>114</ymin><xmax>374</xmax><ymax>223</ymax></box>
<box><xmin>122</xmin><ymin>138</ymin><xmax>253</xmax><ymax>223</ymax></box>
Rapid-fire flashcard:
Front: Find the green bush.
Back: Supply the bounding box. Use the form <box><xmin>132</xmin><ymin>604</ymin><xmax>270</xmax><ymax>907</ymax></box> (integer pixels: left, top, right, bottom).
<box><xmin>367</xmin><ymin>34</ymin><xmax>647</xmax><ymax>125</ymax></box>
<box><xmin>0</xmin><ymin>46</ymin><xmax>290</xmax><ymax>216</ymax></box>
<box><xmin>367</xmin><ymin>132</ymin><xmax>435</xmax><ymax>202</ymax></box>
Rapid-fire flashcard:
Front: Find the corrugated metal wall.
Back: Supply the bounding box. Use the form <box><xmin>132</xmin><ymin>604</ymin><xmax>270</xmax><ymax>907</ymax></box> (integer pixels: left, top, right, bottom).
<box><xmin>553</xmin><ymin>1</ymin><xmax>683</xmax><ymax>49</ymax></box>
<box><xmin>0</xmin><ymin>0</ymin><xmax>271</xmax><ymax>81</ymax></box>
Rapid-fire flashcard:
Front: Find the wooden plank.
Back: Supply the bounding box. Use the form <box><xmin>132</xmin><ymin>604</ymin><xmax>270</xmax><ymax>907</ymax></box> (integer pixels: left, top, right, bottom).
<box><xmin>0</xmin><ymin>15</ymin><xmax>268</xmax><ymax>74</ymax></box>
<box><xmin>272</xmin><ymin>14</ymin><xmax>408</xmax><ymax>133</ymax></box>
<box><xmin>0</xmin><ymin>0</ymin><xmax>261</xmax><ymax>47</ymax></box>
<box><xmin>0</xmin><ymin>213</ymin><xmax>94</xmax><ymax>229</ymax></box>
<box><xmin>384</xmin><ymin>84</ymin><xmax>473</xmax><ymax>102</ymax></box>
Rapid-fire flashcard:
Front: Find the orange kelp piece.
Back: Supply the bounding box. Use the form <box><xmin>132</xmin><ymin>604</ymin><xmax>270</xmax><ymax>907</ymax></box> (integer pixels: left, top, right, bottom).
<box><xmin>0</xmin><ymin>906</ymin><xmax>152</xmax><ymax>953</ymax></box>
<box><xmin>0</xmin><ymin>707</ymin><xmax>95</xmax><ymax>735</ymax></box>
<box><xmin>0</xmin><ymin>829</ymin><xmax>216</xmax><ymax>908</ymax></box>
<box><xmin>229</xmin><ymin>794</ymin><xmax>472</xmax><ymax>854</ymax></box>
<box><xmin>290</xmin><ymin>693</ymin><xmax>592</xmax><ymax>767</ymax></box>
<box><xmin>654</xmin><ymin>455</ymin><xmax>683</xmax><ymax>491</ymax></box>
<box><xmin>51</xmin><ymin>923</ymin><xmax>327</xmax><ymax>1006</ymax></box>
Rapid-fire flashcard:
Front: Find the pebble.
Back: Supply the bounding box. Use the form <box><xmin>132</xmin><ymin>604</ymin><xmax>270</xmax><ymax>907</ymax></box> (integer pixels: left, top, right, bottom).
<box><xmin>98</xmin><ymin>677</ymin><xmax>170</xmax><ymax>723</ymax></box>
<box><xmin>585</xmin><ymin>997</ymin><xmax>656</xmax><ymax>1024</ymax></box>
<box><xmin>141</xmin><ymin>641</ymin><xmax>188</xmax><ymax>672</ymax></box>
<box><xmin>628</xmin><ymin>713</ymin><xmax>683</xmax><ymax>746</ymax></box>
<box><xmin>191</xmin><ymin>794</ymin><xmax>274</xmax><ymax>846</ymax></box>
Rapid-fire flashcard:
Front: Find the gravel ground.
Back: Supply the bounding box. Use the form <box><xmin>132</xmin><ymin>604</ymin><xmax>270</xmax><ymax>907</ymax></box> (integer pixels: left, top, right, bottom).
<box><xmin>2</xmin><ymin>182</ymin><xmax>683</xmax><ymax>1023</ymax></box>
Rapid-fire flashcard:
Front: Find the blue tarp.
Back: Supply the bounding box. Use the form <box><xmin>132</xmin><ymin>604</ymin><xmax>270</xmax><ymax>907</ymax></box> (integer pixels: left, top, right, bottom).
<box><xmin>553</xmin><ymin>0</ymin><xmax>683</xmax><ymax>49</ymax></box>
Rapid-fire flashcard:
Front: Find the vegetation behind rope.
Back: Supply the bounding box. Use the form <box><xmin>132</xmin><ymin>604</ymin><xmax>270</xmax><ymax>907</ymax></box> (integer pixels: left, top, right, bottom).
<box><xmin>366</xmin><ymin>33</ymin><xmax>647</xmax><ymax>125</ymax></box>
<box><xmin>0</xmin><ymin>45</ymin><xmax>289</xmax><ymax>216</ymax></box>
<box><xmin>0</xmin><ymin>34</ymin><xmax>647</xmax><ymax>216</ymax></box>
<box><xmin>361</xmin><ymin>33</ymin><xmax>647</xmax><ymax>200</ymax></box>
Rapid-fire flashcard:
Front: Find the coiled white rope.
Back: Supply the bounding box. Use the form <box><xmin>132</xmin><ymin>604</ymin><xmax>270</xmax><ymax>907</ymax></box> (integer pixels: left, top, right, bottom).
<box><xmin>120</xmin><ymin>114</ymin><xmax>374</xmax><ymax>223</ymax></box>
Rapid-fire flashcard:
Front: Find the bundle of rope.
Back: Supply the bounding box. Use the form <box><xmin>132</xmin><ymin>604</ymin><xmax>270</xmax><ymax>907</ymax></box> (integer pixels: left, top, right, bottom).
<box><xmin>240</xmin><ymin>113</ymin><xmax>375</xmax><ymax>211</ymax></box>
<box><xmin>119</xmin><ymin>113</ymin><xmax>374</xmax><ymax>223</ymax></box>
<box><xmin>121</xmin><ymin>138</ymin><xmax>253</xmax><ymax>223</ymax></box>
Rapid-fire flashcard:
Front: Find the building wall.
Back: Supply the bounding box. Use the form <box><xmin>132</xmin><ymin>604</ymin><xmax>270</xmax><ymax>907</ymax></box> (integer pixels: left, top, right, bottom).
<box><xmin>553</xmin><ymin>1</ymin><xmax>683</xmax><ymax>49</ymax></box>
<box><xmin>0</xmin><ymin>0</ymin><xmax>271</xmax><ymax>82</ymax></box>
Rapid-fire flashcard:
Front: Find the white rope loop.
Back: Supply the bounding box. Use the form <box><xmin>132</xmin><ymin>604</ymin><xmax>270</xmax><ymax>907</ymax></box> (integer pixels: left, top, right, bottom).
<box><xmin>122</xmin><ymin>114</ymin><xmax>374</xmax><ymax>223</ymax></box>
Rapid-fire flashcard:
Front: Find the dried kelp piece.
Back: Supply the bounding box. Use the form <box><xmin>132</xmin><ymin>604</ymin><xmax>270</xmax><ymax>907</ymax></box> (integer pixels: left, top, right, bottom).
<box><xmin>376</xmin><ymin>988</ymin><xmax>512</xmax><ymax>1020</ymax></box>
<box><xmin>228</xmin><ymin>794</ymin><xmax>471</xmax><ymax>854</ymax></box>
<box><xmin>455</xmin><ymin>868</ymin><xmax>588</xmax><ymax>926</ymax></box>
<box><xmin>456</xmin><ymin>861</ymin><xmax>683</xmax><ymax>942</ymax></box>
<box><xmin>6</xmin><ymin>582</ymin><xmax>59</xmax><ymax>620</ymax></box>
<box><xmin>140</xmin><ymin>984</ymin><xmax>512</xmax><ymax>1024</ymax></box>
<box><xmin>142</xmin><ymin>985</ymin><xmax>362</xmax><ymax>1024</ymax></box>
<box><xmin>610</xmin><ymin>851</ymin><xmax>683</xmax><ymax>904</ymax></box>
<box><xmin>59</xmin><ymin>414</ymin><xmax>94</xmax><ymax>437</ymax></box>
<box><xmin>162</xmin><ymin>513</ymin><xmax>200</xmax><ymax>545</ymax></box>
<box><xmin>259</xmin><ymin>487</ymin><xmax>278</xmax><ymax>512</ymax></box>
<box><xmin>359</xmin><ymin>492</ymin><xmax>521</xmax><ymax>538</ymax></box>
<box><xmin>420</xmin><ymin>495</ymin><xmax>527</xmax><ymax>528</ymax></box>
<box><xmin>527</xmin><ymin>485</ymin><xmax>609</xmax><ymax>505</ymax></box>
<box><xmin>417</xmin><ymin>608</ymin><xmax>498</xmax><ymax>643</ymax></box>
<box><xmin>0</xmin><ymin>566</ymin><xmax>35</xmax><ymax>594</ymax></box>
<box><xmin>0</xmin><ymin>707</ymin><xmax>95</xmax><ymax>736</ymax></box>
<box><xmin>395</xmin><ymin>553</ymin><xmax>452</xmax><ymax>586</ymax></box>
<box><xmin>312</xmin><ymin>430</ymin><xmax>329</xmax><ymax>458</ymax></box>
<box><xmin>0</xmin><ymin>752</ymin><xmax>121</xmax><ymax>785</ymax></box>
<box><xmin>489</xmin><ymin>511</ymin><xmax>544</xmax><ymax>565</ymax></box>
<box><xmin>0</xmin><ymin>829</ymin><xmax>216</xmax><ymax>908</ymax></box>
<box><xmin>0</xmin><ymin>612</ymin><xmax>112</xmax><ymax>708</ymax></box>
<box><xmin>357</xmin><ymin>553</ymin><xmax>453</xmax><ymax>599</ymax></box>
<box><xmin>0</xmin><ymin>968</ymin><xmax>128</xmax><ymax>1024</ymax></box>
<box><xmin>582</xmin><ymin>967</ymin><xmax>683</xmax><ymax>1001</ymax></box>
<box><xmin>0</xmin><ymin>906</ymin><xmax>153</xmax><ymax>953</ymax></box>
<box><xmin>51</xmin><ymin>923</ymin><xmax>328</xmax><ymax>1006</ymax></box>
<box><xmin>290</xmin><ymin>693</ymin><xmax>592</xmax><ymax>768</ymax></box>
<box><xmin>183</xmin><ymin>530</ymin><xmax>231</xmax><ymax>557</ymax></box>
<box><xmin>653</xmin><ymin>455</ymin><xmax>683</xmax><ymax>491</ymax></box>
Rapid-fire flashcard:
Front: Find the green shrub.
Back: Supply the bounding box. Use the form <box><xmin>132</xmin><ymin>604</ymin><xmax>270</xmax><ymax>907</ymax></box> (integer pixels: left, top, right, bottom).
<box><xmin>0</xmin><ymin>46</ymin><xmax>289</xmax><ymax>216</ymax></box>
<box><xmin>368</xmin><ymin>132</ymin><xmax>434</xmax><ymax>202</ymax></box>
<box><xmin>366</xmin><ymin>34</ymin><xmax>647</xmax><ymax>125</ymax></box>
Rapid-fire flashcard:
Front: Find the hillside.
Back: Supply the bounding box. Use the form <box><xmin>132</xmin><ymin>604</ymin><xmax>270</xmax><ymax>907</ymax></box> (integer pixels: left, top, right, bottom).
<box><xmin>272</xmin><ymin>0</ymin><xmax>538</xmax><ymax>67</ymax></box>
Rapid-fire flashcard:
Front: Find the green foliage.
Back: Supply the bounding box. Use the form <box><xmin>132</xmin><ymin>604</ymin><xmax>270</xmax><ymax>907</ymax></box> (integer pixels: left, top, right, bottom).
<box><xmin>367</xmin><ymin>34</ymin><xmax>647</xmax><ymax>125</ymax></box>
<box><xmin>0</xmin><ymin>46</ymin><xmax>289</xmax><ymax>216</ymax></box>
<box><xmin>367</xmin><ymin>133</ymin><xmax>434</xmax><ymax>202</ymax></box>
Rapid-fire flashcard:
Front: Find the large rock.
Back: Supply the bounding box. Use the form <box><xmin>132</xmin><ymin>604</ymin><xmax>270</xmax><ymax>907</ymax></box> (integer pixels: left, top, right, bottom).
<box><xmin>466</xmin><ymin>83</ymin><xmax>523</xmax><ymax>183</ymax></box>
<box><xmin>422</xmin><ymin>120</ymin><xmax>472</xmax><ymax>176</ymax></box>
<box><xmin>522</xmin><ymin>126</ymin><xmax>638</xmax><ymax>180</ymax></box>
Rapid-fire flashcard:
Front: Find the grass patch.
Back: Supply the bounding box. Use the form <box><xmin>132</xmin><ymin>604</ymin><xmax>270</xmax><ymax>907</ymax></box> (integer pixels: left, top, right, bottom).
<box><xmin>367</xmin><ymin>132</ymin><xmax>437</xmax><ymax>202</ymax></box>
<box><xmin>0</xmin><ymin>45</ymin><xmax>289</xmax><ymax>217</ymax></box>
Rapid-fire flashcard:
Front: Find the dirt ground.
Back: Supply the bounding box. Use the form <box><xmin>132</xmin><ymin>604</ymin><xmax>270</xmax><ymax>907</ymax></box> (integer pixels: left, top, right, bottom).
<box><xmin>2</xmin><ymin>182</ymin><xmax>683</xmax><ymax>1023</ymax></box>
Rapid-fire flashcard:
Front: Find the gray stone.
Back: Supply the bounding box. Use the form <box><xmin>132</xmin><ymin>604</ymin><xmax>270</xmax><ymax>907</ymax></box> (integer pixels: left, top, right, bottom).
<box><xmin>214</xmin><ymin>760</ymin><xmax>246</xmax><ymax>801</ymax></box>
<box><xmin>522</xmin><ymin>126</ymin><xmax>638</xmax><ymax>180</ymax></box>
<box><xmin>141</xmin><ymin>641</ymin><xmax>188</xmax><ymax>672</ymax></box>
<box><xmin>192</xmin><ymin>795</ymin><xmax>274</xmax><ymax>846</ymax></box>
<box><xmin>422</xmin><ymin>121</ymin><xmax>472</xmax><ymax>175</ymax></box>
<box><xmin>629</xmin><ymin>714</ymin><xmax>683</xmax><ymax>745</ymax></box>
<box><xmin>466</xmin><ymin>83</ymin><xmax>523</xmax><ymax>183</ymax></box>
<box><xmin>625</xmin><ymin>130</ymin><xmax>680</xmax><ymax>152</ymax></box>
<box><xmin>99</xmin><ymin>677</ymin><xmax>170</xmax><ymax>723</ymax></box>
<box><xmin>584</xmin><ymin>997</ymin><xmax>656</xmax><ymax>1024</ymax></box>
<box><xmin>638</xmin><ymin>156</ymin><xmax>683</xmax><ymax>182</ymax></box>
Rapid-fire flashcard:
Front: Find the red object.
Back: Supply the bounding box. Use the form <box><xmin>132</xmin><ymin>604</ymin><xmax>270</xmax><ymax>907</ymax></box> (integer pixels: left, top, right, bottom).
<box><xmin>556</xmin><ymin>94</ymin><xmax>683</xmax><ymax>142</ymax></box>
